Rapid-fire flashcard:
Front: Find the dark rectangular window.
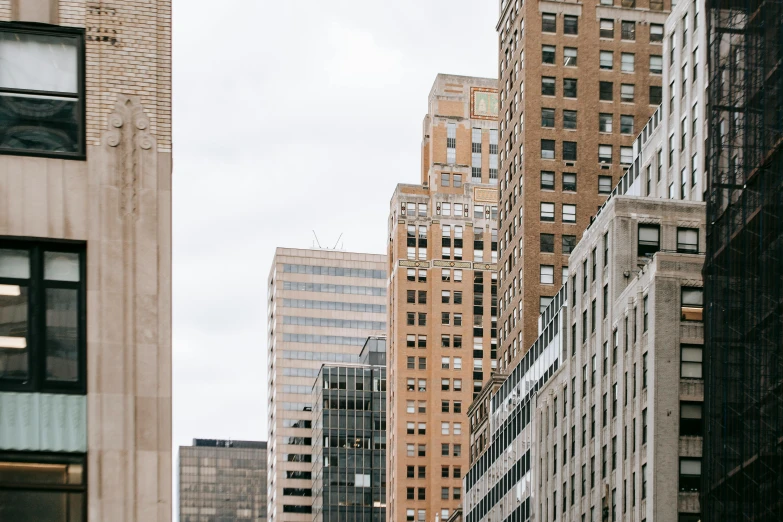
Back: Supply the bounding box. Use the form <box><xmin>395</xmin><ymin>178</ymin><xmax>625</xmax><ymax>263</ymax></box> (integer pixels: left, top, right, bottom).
<box><xmin>599</xmin><ymin>81</ymin><xmax>613</xmax><ymax>101</ymax></box>
<box><xmin>0</xmin><ymin>242</ymin><xmax>86</xmax><ymax>393</ymax></box>
<box><xmin>680</xmin><ymin>402</ymin><xmax>703</xmax><ymax>436</ymax></box>
<box><xmin>541</xmin><ymin>234</ymin><xmax>555</xmax><ymax>253</ymax></box>
<box><xmin>542</xmin><ymin>107</ymin><xmax>555</xmax><ymax>127</ymax></box>
<box><xmin>564</xmin><ymin>15</ymin><xmax>578</xmax><ymax>34</ymax></box>
<box><xmin>0</xmin><ymin>453</ymin><xmax>87</xmax><ymax>521</ymax></box>
<box><xmin>563</xmin><ymin>110</ymin><xmax>577</xmax><ymax>129</ymax></box>
<box><xmin>542</xmin><ymin>77</ymin><xmax>556</xmax><ymax>96</ymax></box>
<box><xmin>542</xmin><ymin>45</ymin><xmax>556</xmax><ymax>65</ymax></box>
<box><xmin>621</xmin><ymin>21</ymin><xmax>636</xmax><ymax>40</ymax></box>
<box><xmin>563</xmin><ymin>78</ymin><xmax>577</xmax><ymax>98</ymax></box>
<box><xmin>563</xmin><ymin>235</ymin><xmax>577</xmax><ymax>254</ymax></box>
<box><xmin>542</xmin><ymin>13</ymin><xmax>556</xmax><ymax>32</ymax></box>
<box><xmin>563</xmin><ymin>141</ymin><xmax>577</xmax><ymax>160</ymax></box>
<box><xmin>598</xmin><ymin>176</ymin><xmax>613</xmax><ymax>194</ymax></box>
<box><xmin>0</xmin><ymin>25</ymin><xmax>86</xmax><ymax>159</ymax></box>
<box><xmin>650</xmin><ymin>85</ymin><xmax>662</xmax><ymax>105</ymax></box>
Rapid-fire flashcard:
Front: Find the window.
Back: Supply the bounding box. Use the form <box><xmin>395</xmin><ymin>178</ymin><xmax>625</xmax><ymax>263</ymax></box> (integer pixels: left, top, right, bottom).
<box><xmin>563</xmin><ymin>235</ymin><xmax>577</xmax><ymax>254</ymax></box>
<box><xmin>562</xmin><ymin>141</ymin><xmax>577</xmax><ymax>161</ymax></box>
<box><xmin>542</xmin><ymin>13</ymin><xmax>556</xmax><ymax>32</ymax></box>
<box><xmin>454</xmin><ymin>174</ymin><xmax>462</xmax><ymax>187</ymax></box>
<box><xmin>564</xmin><ymin>78</ymin><xmax>577</xmax><ymax>98</ymax></box>
<box><xmin>542</xmin><ymin>108</ymin><xmax>555</xmax><ymax>128</ymax></box>
<box><xmin>564</xmin><ymin>47</ymin><xmax>577</xmax><ymax>66</ymax></box>
<box><xmin>0</xmin><ymin>26</ymin><xmax>85</xmax><ymax>158</ymax></box>
<box><xmin>564</xmin><ymin>15</ymin><xmax>578</xmax><ymax>34</ymax></box>
<box><xmin>599</xmin><ymin>113</ymin><xmax>613</xmax><ymax>133</ymax></box>
<box><xmin>0</xmin><ymin>244</ymin><xmax>85</xmax><ymax>392</ymax></box>
<box><xmin>681</xmin><ymin>402</ymin><xmax>703</xmax><ymax>436</ymax></box>
<box><xmin>677</xmin><ymin>228</ymin><xmax>699</xmax><ymax>253</ymax></box>
<box><xmin>540</xmin><ymin>296</ymin><xmax>553</xmax><ymax>313</ymax></box>
<box><xmin>600</xmin><ymin>81</ymin><xmax>613</xmax><ymax>101</ymax></box>
<box><xmin>650</xmin><ymin>55</ymin><xmax>663</xmax><ymax>74</ymax></box>
<box><xmin>650</xmin><ymin>85</ymin><xmax>663</xmax><ymax>105</ymax></box>
<box><xmin>0</xmin><ymin>454</ymin><xmax>87</xmax><ymax>520</ymax></box>
<box><xmin>638</xmin><ymin>225</ymin><xmax>660</xmax><ymax>256</ymax></box>
<box><xmin>620</xmin><ymin>115</ymin><xmax>634</xmax><ymax>134</ymax></box>
<box><xmin>541</xmin><ymin>139</ymin><xmax>555</xmax><ymax>159</ymax></box>
<box><xmin>620</xmin><ymin>146</ymin><xmax>633</xmax><ymax>165</ymax></box>
<box><xmin>563</xmin><ymin>110</ymin><xmax>577</xmax><ymax>129</ymax></box>
<box><xmin>541</xmin><ymin>202</ymin><xmax>555</xmax><ymax>221</ymax></box>
<box><xmin>542</xmin><ymin>45</ymin><xmax>556</xmax><ymax>64</ymax></box>
<box><xmin>599</xmin><ymin>51</ymin><xmax>613</xmax><ymax>71</ymax></box>
<box><xmin>600</xmin><ymin>19</ymin><xmax>614</xmax><ymax>38</ymax></box>
<box><xmin>598</xmin><ymin>176</ymin><xmax>613</xmax><ymax>194</ymax></box>
<box><xmin>441</xmin><ymin>173</ymin><xmax>450</xmax><ymax>187</ymax></box>
<box><xmin>563</xmin><ymin>204</ymin><xmax>576</xmax><ymax>223</ymax></box>
<box><xmin>681</xmin><ymin>288</ymin><xmax>703</xmax><ymax>321</ymax></box>
<box><xmin>542</xmin><ymin>77</ymin><xmax>556</xmax><ymax>96</ymax></box>
<box><xmin>650</xmin><ymin>24</ymin><xmax>663</xmax><ymax>42</ymax></box>
<box><xmin>541</xmin><ymin>233</ymin><xmax>555</xmax><ymax>253</ymax></box>
<box><xmin>444</xmin><ymin>123</ymin><xmax>457</xmax><ymax>167</ymax></box>
<box><xmin>621</xmin><ymin>84</ymin><xmax>635</xmax><ymax>103</ymax></box>
<box><xmin>599</xmin><ymin>145</ymin><xmax>612</xmax><ymax>163</ymax></box>
<box><xmin>642</xmin><ymin>408</ymin><xmax>648</xmax><ymax>444</ymax></box>
<box><xmin>563</xmin><ymin>173</ymin><xmax>576</xmax><ymax>192</ymax></box>
<box><xmin>643</xmin><ymin>297</ymin><xmax>649</xmax><ymax>332</ymax></box>
<box><xmin>541</xmin><ymin>265</ymin><xmax>555</xmax><ymax>285</ymax></box>
<box><xmin>679</xmin><ymin>459</ymin><xmax>701</xmax><ymax>492</ymax></box>
<box><xmin>454</xmin><ymin>401</ymin><xmax>462</xmax><ymax>413</ymax></box>
<box><xmin>621</xmin><ymin>21</ymin><xmax>635</xmax><ymax>40</ymax></box>
<box><xmin>621</xmin><ymin>53</ymin><xmax>635</xmax><ymax>72</ymax></box>
<box><xmin>641</xmin><ymin>464</ymin><xmax>647</xmax><ymax>499</ymax></box>
<box><xmin>680</xmin><ymin>345</ymin><xmax>702</xmax><ymax>378</ymax></box>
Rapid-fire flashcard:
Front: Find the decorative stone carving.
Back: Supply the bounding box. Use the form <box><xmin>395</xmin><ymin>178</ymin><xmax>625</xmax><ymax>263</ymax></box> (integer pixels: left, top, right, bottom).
<box><xmin>105</xmin><ymin>95</ymin><xmax>156</xmax><ymax>219</ymax></box>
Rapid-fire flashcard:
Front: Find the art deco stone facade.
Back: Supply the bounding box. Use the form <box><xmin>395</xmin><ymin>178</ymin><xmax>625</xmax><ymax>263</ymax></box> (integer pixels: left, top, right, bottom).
<box><xmin>0</xmin><ymin>1</ymin><xmax>172</xmax><ymax>521</ymax></box>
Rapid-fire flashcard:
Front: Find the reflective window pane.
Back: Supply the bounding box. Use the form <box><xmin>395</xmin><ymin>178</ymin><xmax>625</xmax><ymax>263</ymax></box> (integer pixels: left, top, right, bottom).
<box><xmin>44</xmin><ymin>252</ymin><xmax>80</xmax><ymax>282</ymax></box>
<box><xmin>0</xmin><ymin>32</ymin><xmax>78</xmax><ymax>93</ymax></box>
<box><xmin>0</xmin><ymin>248</ymin><xmax>30</xmax><ymax>278</ymax></box>
<box><xmin>0</xmin><ymin>284</ymin><xmax>28</xmax><ymax>379</ymax></box>
<box><xmin>0</xmin><ymin>490</ymin><xmax>84</xmax><ymax>521</ymax></box>
<box><xmin>46</xmin><ymin>288</ymin><xmax>79</xmax><ymax>382</ymax></box>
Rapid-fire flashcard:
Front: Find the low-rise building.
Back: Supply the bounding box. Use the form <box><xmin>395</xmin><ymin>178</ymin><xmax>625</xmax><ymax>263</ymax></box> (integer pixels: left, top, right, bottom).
<box><xmin>179</xmin><ymin>439</ymin><xmax>268</xmax><ymax>522</ymax></box>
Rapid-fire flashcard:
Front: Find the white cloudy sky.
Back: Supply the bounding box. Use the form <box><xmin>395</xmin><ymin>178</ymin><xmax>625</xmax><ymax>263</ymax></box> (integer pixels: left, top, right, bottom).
<box><xmin>171</xmin><ymin>0</ymin><xmax>497</xmax><ymax>454</ymax></box>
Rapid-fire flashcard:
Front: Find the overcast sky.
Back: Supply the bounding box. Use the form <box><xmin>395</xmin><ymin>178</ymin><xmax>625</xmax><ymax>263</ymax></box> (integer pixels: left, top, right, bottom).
<box><xmin>171</xmin><ymin>0</ymin><xmax>497</xmax><ymax>459</ymax></box>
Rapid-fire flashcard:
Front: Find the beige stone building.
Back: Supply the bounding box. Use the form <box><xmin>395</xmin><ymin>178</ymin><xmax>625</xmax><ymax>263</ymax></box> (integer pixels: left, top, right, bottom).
<box><xmin>386</xmin><ymin>74</ymin><xmax>499</xmax><ymax>522</ymax></box>
<box><xmin>0</xmin><ymin>1</ymin><xmax>172</xmax><ymax>521</ymax></box>
<box><xmin>462</xmin><ymin>196</ymin><xmax>705</xmax><ymax>522</ymax></box>
<box><xmin>531</xmin><ymin>196</ymin><xmax>705</xmax><ymax>522</ymax></box>
<box><xmin>266</xmin><ymin>248</ymin><xmax>386</xmax><ymax>522</ymax></box>
<box><xmin>495</xmin><ymin>0</ymin><xmax>671</xmax><ymax>367</ymax></box>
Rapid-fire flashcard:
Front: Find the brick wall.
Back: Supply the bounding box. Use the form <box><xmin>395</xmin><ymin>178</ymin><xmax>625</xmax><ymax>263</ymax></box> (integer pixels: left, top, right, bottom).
<box><xmin>0</xmin><ymin>1</ymin><xmax>172</xmax><ymax>152</ymax></box>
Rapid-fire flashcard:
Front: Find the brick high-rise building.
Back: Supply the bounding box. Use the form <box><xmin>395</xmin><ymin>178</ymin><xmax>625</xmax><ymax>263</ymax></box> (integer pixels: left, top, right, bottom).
<box><xmin>266</xmin><ymin>248</ymin><xmax>386</xmax><ymax>522</ymax></box>
<box><xmin>495</xmin><ymin>0</ymin><xmax>670</xmax><ymax>368</ymax></box>
<box><xmin>0</xmin><ymin>2</ymin><xmax>172</xmax><ymax>521</ymax></box>
<box><xmin>386</xmin><ymin>74</ymin><xmax>499</xmax><ymax>522</ymax></box>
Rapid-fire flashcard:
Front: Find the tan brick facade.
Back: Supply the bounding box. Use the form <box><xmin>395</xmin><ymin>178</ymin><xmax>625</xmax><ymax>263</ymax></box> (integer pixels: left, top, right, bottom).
<box><xmin>496</xmin><ymin>0</ymin><xmax>670</xmax><ymax>369</ymax></box>
<box><xmin>0</xmin><ymin>0</ymin><xmax>173</xmax><ymax>151</ymax></box>
<box><xmin>387</xmin><ymin>74</ymin><xmax>499</xmax><ymax>522</ymax></box>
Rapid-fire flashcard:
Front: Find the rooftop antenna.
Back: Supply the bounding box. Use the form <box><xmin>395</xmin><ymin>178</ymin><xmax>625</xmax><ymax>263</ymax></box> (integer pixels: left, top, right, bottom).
<box><xmin>312</xmin><ymin>230</ymin><xmax>323</xmax><ymax>249</ymax></box>
<box><xmin>332</xmin><ymin>233</ymin><xmax>343</xmax><ymax>250</ymax></box>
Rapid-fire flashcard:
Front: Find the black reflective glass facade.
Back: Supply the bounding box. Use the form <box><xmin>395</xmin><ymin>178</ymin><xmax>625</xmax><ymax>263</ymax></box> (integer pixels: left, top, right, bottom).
<box><xmin>313</xmin><ymin>358</ymin><xmax>386</xmax><ymax>522</ymax></box>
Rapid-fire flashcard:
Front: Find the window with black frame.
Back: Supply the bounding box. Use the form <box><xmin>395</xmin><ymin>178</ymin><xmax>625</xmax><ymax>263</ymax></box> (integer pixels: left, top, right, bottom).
<box><xmin>0</xmin><ymin>24</ymin><xmax>84</xmax><ymax>158</ymax></box>
<box><xmin>0</xmin><ymin>243</ymin><xmax>85</xmax><ymax>393</ymax></box>
<box><xmin>0</xmin><ymin>453</ymin><xmax>86</xmax><ymax>521</ymax></box>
